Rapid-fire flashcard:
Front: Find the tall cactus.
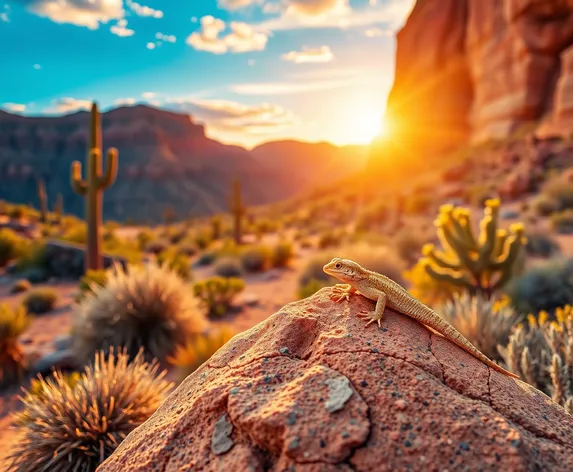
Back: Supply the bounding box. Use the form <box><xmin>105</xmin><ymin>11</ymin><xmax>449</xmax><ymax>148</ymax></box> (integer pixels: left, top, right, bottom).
<box><xmin>229</xmin><ymin>178</ymin><xmax>245</xmax><ymax>245</ymax></box>
<box><xmin>37</xmin><ymin>178</ymin><xmax>48</xmax><ymax>223</ymax></box>
<box><xmin>71</xmin><ymin>102</ymin><xmax>118</xmax><ymax>271</ymax></box>
<box><xmin>419</xmin><ymin>198</ymin><xmax>526</xmax><ymax>298</ymax></box>
<box><xmin>54</xmin><ymin>193</ymin><xmax>63</xmax><ymax>224</ymax></box>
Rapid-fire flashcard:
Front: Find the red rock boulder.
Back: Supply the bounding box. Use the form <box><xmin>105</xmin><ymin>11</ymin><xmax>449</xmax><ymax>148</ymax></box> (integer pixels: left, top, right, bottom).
<box><xmin>98</xmin><ymin>288</ymin><xmax>573</xmax><ymax>472</ymax></box>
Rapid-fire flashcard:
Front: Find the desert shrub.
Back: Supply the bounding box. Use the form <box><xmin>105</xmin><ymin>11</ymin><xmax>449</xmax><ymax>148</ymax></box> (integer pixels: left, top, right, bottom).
<box><xmin>214</xmin><ymin>257</ymin><xmax>243</xmax><ymax>277</ymax></box>
<box><xmin>405</xmin><ymin>193</ymin><xmax>433</xmax><ymax>215</ymax></box>
<box><xmin>168</xmin><ymin>328</ymin><xmax>235</xmax><ymax>381</ymax></box>
<box><xmin>8</xmin><ymin>205</ymin><xmax>26</xmax><ymax>220</ymax></box>
<box><xmin>543</xmin><ymin>179</ymin><xmax>573</xmax><ymax>210</ymax></box>
<box><xmin>13</xmin><ymin>241</ymin><xmax>47</xmax><ymax>272</ymax></box>
<box><xmin>0</xmin><ymin>228</ymin><xmax>26</xmax><ymax>267</ymax></box>
<box><xmin>271</xmin><ymin>241</ymin><xmax>294</xmax><ymax>268</ymax></box>
<box><xmin>194</xmin><ymin>230</ymin><xmax>212</xmax><ymax>250</ymax></box>
<box><xmin>355</xmin><ymin>203</ymin><xmax>390</xmax><ymax>232</ymax></box>
<box><xmin>196</xmin><ymin>249</ymin><xmax>217</xmax><ymax>266</ymax></box>
<box><xmin>28</xmin><ymin>371</ymin><xmax>81</xmax><ymax>400</ymax></box>
<box><xmin>210</xmin><ymin>216</ymin><xmax>222</xmax><ymax>240</ymax></box>
<box><xmin>8</xmin><ymin>348</ymin><xmax>173</xmax><ymax>471</ymax></box>
<box><xmin>317</xmin><ymin>230</ymin><xmax>344</xmax><ymax>250</ymax></box>
<box><xmin>532</xmin><ymin>194</ymin><xmax>558</xmax><ymax>217</ymax></box>
<box><xmin>72</xmin><ymin>262</ymin><xmax>207</xmax><ymax>364</ymax></box>
<box><xmin>22</xmin><ymin>288</ymin><xmax>58</xmax><ymax>314</ymax></box>
<box><xmin>525</xmin><ymin>232</ymin><xmax>561</xmax><ymax>258</ymax></box>
<box><xmin>146</xmin><ymin>239</ymin><xmax>169</xmax><ymax>255</ymax></box>
<box><xmin>10</xmin><ymin>279</ymin><xmax>31</xmax><ymax>294</ymax></box>
<box><xmin>168</xmin><ymin>229</ymin><xmax>187</xmax><ymax>245</ymax></box>
<box><xmin>498</xmin><ymin>307</ymin><xmax>573</xmax><ymax>413</ymax></box>
<box><xmin>61</xmin><ymin>223</ymin><xmax>87</xmax><ymax>244</ymax></box>
<box><xmin>193</xmin><ymin>276</ymin><xmax>245</xmax><ymax>318</ymax></box>
<box><xmin>551</xmin><ymin>209</ymin><xmax>573</xmax><ymax>234</ymax></box>
<box><xmin>506</xmin><ymin>258</ymin><xmax>573</xmax><ymax>316</ymax></box>
<box><xmin>298</xmin><ymin>279</ymin><xmax>330</xmax><ymax>299</ymax></box>
<box><xmin>437</xmin><ymin>293</ymin><xmax>522</xmax><ymax>362</ymax></box>
<box><xmin>76</xmin><ymin>269</ymin><xmax>109</xmax><ymax>302</ymax></box>
<box><xmin>136</xmin><ymin>229</ymin><xmax>155</xmax><ymax>251</ymax></box>
<box><xmin>0</xmin><ymin>304</ymin><xmax>30</xmax><ymax>388</ymax></box>
<box><xmin>157</xmin><ymin>250</ymin><xmax>191</xmax><ymax>280</ymax></box>
<box><xmin>241</xmin><ymin>245</ymin><xmax>271</xmax><ymax>272</ymax></box>
<box><xmin>177</xmin><ymin>242</ymin><xmax>198</xmax><ymax>257</ymax></box>
<box><xmin>395</xmin><ymin>229</ymin><xmax>428</xmax><ymax>266</ymax></box>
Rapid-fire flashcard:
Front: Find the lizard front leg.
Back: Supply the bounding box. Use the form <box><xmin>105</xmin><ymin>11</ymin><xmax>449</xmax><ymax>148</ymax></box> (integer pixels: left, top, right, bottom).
<box><xmin>357</xmin><ymin>290</ymin><xmax>387</xmax><ymax>328</ymax></box>
<box><xmin>329</xmin><ymin>284</ymin><xmax>357</xmax><ymax>303</ymax></box>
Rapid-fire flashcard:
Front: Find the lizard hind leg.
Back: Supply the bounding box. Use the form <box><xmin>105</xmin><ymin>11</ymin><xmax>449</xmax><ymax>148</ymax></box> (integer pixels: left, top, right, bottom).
<box><xmin>357</xmin><ymin>292</ymin><xmax>387</xmax><ymax>328</ymax></box>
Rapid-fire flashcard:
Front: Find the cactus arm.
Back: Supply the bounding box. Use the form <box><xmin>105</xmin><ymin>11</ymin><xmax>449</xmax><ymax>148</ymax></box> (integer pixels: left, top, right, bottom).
<box><xmin>423</xmin><ymin>244</ymin><xmax>462</xmax><ymax>270</ymax></box>
<box><xmin>439</xmin><ymin>225</ymin><xmax>476</xmax><ymax>270</ymax></box>
<box><xmin>458</xmin><ymin>212</ymin><xmax>479</xmax><ymax>250</ymax></box>
<box><xmin>97</xmin><ymin>148</ymin><xmax>119</xmax><ymax>189</ymax></box>
<box><xmin>71</xmin><ymin>161</ymin><xmax>88</xmax><ymax>196</ymax></box>
<box><xmin>422</xmin><ymin>262</ymin><xmax>472</xmax><ymax>287</ymax></box>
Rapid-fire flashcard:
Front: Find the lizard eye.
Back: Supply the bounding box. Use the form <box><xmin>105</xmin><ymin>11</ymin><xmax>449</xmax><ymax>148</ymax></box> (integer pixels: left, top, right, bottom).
<box><xmin>335</xmin><ymin>263</ymin><xmax>341</xmax><ymax>269</ymax></box>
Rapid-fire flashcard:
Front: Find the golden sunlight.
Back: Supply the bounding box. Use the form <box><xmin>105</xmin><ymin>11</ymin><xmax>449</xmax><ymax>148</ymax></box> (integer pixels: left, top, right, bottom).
<box><xmin>346</xmin><ymin>109</ymin><xmax>388</xmax><ymax>144</ymax></box>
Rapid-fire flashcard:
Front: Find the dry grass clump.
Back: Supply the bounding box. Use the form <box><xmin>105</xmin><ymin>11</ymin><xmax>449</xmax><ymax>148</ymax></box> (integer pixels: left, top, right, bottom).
<box><xmin>0</xmin><ymin>304</ymin><xmax>30</xmax><ymax>388</ymax></box>
<box><xmin>8</xmin><ymin>348</ymin><xmax>173</xmax><ymax>471</ymax></box>
<box><xmin>72</xmin><ymin>262</ymin><xmax>207</xmax><ymax>364</ymax></box>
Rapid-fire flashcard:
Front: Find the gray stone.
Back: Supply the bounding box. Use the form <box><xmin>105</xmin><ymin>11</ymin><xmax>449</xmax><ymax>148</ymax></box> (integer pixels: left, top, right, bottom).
<box><xmin>32</xmin><ymin>349</ymin><xmax>78</xmax><ymax>374</ymax></box>
<box><xmin>53</xmin><ymin>334</ymin><xmax>73</xmax><ymax>351</ymax></box>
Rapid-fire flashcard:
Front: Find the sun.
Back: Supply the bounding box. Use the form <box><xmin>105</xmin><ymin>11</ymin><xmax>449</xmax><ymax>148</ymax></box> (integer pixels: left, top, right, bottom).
<box><xmin>347</xmin><ymin>109</ymin><xmax>389</xmax><ymax>144</ymax></box>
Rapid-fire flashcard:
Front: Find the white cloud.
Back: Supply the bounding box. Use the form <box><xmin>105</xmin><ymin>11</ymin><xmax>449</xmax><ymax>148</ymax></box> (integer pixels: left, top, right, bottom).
<box><xmin>46</xmin><ymin>97</ymin><xmax>91</xmax><ymax>114</ymax></box>
<box><xmin>146</xmin><ymin>42</ymin><xmax>156</xmax><ymax>49</ymax></box>
<box><xmin>110</xmin><ymin>19</ymin><xmax>134</xmax><ymax>37</ymax></box>
<box><xmin>281</xmin><ymin>45</ymin><xmax>334</xmax><ymax>64</ymax></box>
<box><xmin>259</xmin><ymin>0</ymin><xmax>414</xmax><ymax>32</ymax></box>
<box><xmin>126</xmin><ymin>0</ymin><xmax>163</xmax><ymax>19</ymax></box>
<box><xmin>142</xmin><ymin>92</ymin><xmax>156</xmax><ymax>99</ymax></box>
<box><xmin>364</xmin><ymin>27</ymin><xmax>389</xmax><ymax>37</ymax></box>
<box><xmin>186</xmin><ymin>16</ymin><xmax>268</xmax><ymax>54</ymax></box>
<box><xmin>217</xmin><ymin>0</ymin><xmax>255</xmax><ymax>10</ymax></box>
<box><xmin>33</xmin><ymin>64</ymin><xmax>42</xmax><ymax>70</ymax></box>
<box><xmin>172</xmin><ymin>98</ymin><xmax>296</xmax><ymax>135</ymax></box>
<box><xmin>155</xmin><ymin>32</ymin><xmax>176</xmax><ymax>43</ymax></box>
<box><xmin>0</xmin><ymin>4</ymin><xmax>9</xmax><ymax>22</ymax></box>
<box><xmin>23</xmin><ymin>0</ymin><xmax>123</xmax><ymax>29</ymax></box>
<box><xmin>191</xmin><ymin>16</ymin><xmax>198</xmax><ymax>23</ymax></box>
<box><xmin>263</xmin><ymin>2</ymin><xmax>281</xmax><ymax>14</ymax></box>
<box><xmin>114</xmin><ymin>98</ymin><xmax>136</xmax><ymax>106</ymax></box>
<box><xmin>232</xmin><ymin>78</ymin><xmax>357</xmax><ymax>95</ymax></box>
<box><xmin>2</xmin><ymin>103</ymin><xmax>26</xmax><ymax>113</ymax></box>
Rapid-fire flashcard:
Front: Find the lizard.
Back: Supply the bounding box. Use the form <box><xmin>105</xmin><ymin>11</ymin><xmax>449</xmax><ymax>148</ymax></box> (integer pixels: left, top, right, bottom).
<box><xmin>323</xmin><ymin>257</ymin><xmax>519</xmax><ymax>379</ymax></box>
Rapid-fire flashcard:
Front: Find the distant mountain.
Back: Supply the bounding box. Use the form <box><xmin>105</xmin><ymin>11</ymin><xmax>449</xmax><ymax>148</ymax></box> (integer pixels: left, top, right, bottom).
<box><xmin>0</xmin><ymin>105</ymin><xmax>367</xmax><ymax>222</ymax></box>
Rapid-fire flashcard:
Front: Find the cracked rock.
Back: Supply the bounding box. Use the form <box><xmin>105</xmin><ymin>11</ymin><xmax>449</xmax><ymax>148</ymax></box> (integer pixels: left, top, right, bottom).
<box><xmin>98</xmin><ymin>287</ymin><xmax>573</xmax><ymax>472</ymax></box>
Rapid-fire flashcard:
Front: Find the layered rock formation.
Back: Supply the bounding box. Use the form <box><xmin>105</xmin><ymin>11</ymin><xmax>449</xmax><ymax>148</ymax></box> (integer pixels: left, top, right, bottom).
<box><xmin>98</xmin><ymin>288</ymin><xmax>573</xmax><ymax>472</ymax></box>
<box><xmin>0</xmin><ymin>106</ymin><xmax>368</xmax><ymax>222</ymax></box>
<box><xmin>381</xmin><ymin>0</ymin><xmax>573</xmax><ymax>166</ymax></box>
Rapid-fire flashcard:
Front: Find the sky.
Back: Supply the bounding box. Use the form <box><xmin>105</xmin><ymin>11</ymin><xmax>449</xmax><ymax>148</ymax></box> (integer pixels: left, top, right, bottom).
<box><xmin>0</xmin><ymin>0</ymin><xmax>415</xmax><ymax>149</ymax></box>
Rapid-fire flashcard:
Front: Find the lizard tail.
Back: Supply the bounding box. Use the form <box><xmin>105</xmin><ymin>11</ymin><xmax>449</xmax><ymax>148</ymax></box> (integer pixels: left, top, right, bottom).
<box><xmin>405</xmin><ymin>302</ymin><xmax>521</xmax><ymax>379</ymax></box>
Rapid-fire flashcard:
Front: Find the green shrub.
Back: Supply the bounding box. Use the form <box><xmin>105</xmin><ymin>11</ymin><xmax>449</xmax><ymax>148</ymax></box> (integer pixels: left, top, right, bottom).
<box><xmin>532</xmin><ymin>194</ymin><xmax>558</xmax><ymax>216</ymax></box>
<box><xmin>196</xmin><ymin>250</ymin><xmax>217</xmax><ymax>266</ymax></box>
<box><xmin>0</xmin><ymin>228</ymin><xmax>25</xmax><ymax>267</ymax></box>
<box><xmin>194</xmin><ymin>230</ymin><xmax>212</xmax><ymax>250</ymax></box>
<box><xmin>525</xmin><ymin>232</ymin><xmax>561</xmax><ymax>258</ymax></box>
<box><xmin>22</xmin><ymin>288</ymin><xmax>58</xmax><ymax>314</ymax></box>
<box><xmin>317</xmin><ymin>230</ymin><xmax>343</xmax><ymax>250</ymax></box>
<box><xmin>0</xmin><ymin>304</ymin><xmax>30</xmax><ymax>388</ymax></box>
<box><xmin>271</xmin><ymin>241</ymin><xmax>294</xmax><ymax>268</ymax></box>
<box><xmin>8</xmin><ymin>348</ymin><xmax>173</xmax><ymax>470</ymax></box>
<box><xmin>298</xmin><ymin>279</ymin><xmax>330</xmax><ymax>299</ymax></box>
<box><xmin>72</xmin><ymin>262</ymin><xmax>207</xmax><ymax>364</ymax></box>
<box><xmin>543</xmin><ymin>179</ymin><xmax>573</xmax><ymax>210</ymax></box>
<box><xmin>241</xmin><ymin>245</ymin><xmax>271</xmax><ymax>272</ymax></box>
<box><xmin>177</xmin><ymin>242</ymin><xmax>198</xmax><ymax>257</ymax></box>
<box><xmin>157</xmin><ymin>250</ymin><xmax>191</xmax><ymax>280</ymax></box>
<box><xmin>214</xmin><ymin>257</ymin><xmax>243</xmax><ymax>277</ymax></box>
<box><xmin>506</xmin><ymin>258</ymin><xmax>573</xmax><ymax>316</ymax></box>
<box><xmin>193</xmin><ymin>276</ymin><xmax>245</xmax><ymax>318</ymax></box>
<box><xmin>10</xmin><ymin>279</ymin><xmax>31</xmax><ymax>294</ymax></box>
<box><xmin>551</xmin><ymin>209</ymin><xmax>573</xmax><ymax>234</ymax></box>
<box><xmin>13</xmin><ymin>241</ymin><xmax>47</xmax><ymax>272</ymax></box>
<box><xmin>146</xmin><ymin>239</ymin><xmax>169</xmax><ymax>255</ymax></box>
<box><xmin>498</xmin><ymin>307</ymin><xmax>572</xmax><ymax>413</ymax></box>
<box><xmin>210</xmin><ymin>216</ymin><xmax>222</xmax><ymax>240</ymax></box>
<box><xmin>136</xmin><ymin>229</ymin><xmax>155</xmax><ymax>251</ymax></box>
<box><xmin>61</xmin><ymin>223</ymin><xmax>87</xmax><ymax>244</ymax></box>
<box><xmin>437</xmin><ymin>293</ymin><xmax>522</xmax><ymax>362</ymax></box>
<box><xmin>76</xmin><ymin>269</ymin><xmax>109</xmax><ymax>302</ymax></box>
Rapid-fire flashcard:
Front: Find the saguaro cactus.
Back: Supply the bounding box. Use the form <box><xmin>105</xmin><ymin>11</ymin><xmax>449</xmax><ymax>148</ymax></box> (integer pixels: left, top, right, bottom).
<box><xmin>229</xmin><ymin>178</ymin><xmax>245</xmax><ymax>245</ymax></box>
<box><xmin>71</xmin><ymin>102</ymin><xmax>118</xmax><ymax>271</ymax></box>
<box><xmin>419</xmin><ymin>199</ymin><xmax>526</xmax><ymax>298</ymax></box>
<box><xmin>37</xmin><ymin>179</ymin><xmax>48</xmax><ymax>223</ymax></box>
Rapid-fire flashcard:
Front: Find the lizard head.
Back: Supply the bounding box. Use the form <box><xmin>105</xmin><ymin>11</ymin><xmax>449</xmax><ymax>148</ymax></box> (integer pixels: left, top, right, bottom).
<box><xmin>323</xmin><ymin>258</ymin><xmax>367</xmax><ymax>282</ymax></box>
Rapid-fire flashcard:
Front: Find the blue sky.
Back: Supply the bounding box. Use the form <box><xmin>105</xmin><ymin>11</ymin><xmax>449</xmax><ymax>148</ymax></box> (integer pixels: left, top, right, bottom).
<box><xmin>0</xmin><ymin>0</ymin><xmax>414</xmax><ymax>148</ymax></box>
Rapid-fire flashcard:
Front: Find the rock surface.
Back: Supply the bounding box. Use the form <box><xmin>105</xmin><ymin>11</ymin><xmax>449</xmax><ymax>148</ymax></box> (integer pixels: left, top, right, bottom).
<box><xmin>379</xmin><ymin>0</ymin><xmax>573</xmax><ymax>164</ymax></box>
<box><xmin>98</xmin><ymin>288</ymin><xmax>573</xmax><ymax>472</ymax></box>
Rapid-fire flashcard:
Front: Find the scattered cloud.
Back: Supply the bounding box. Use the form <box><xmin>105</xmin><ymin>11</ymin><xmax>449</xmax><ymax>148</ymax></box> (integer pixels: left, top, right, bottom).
<box><xmin>173</xmin><ymin>98</ymin><xmax>296</xmax><ymax>135</ymax></box>
<box><xmin>217</xmin><ymin>0</ymin><xmax>256</xmax><ymax>11</ymax></box>
<box><xmin>232</xmin><ymin>77</ymin><xmax>358</xmax><ymax>95</ymax></box>
<box><xmin>281</xmin><ymin>45</ymin><xmax>334</xmax><ymax>64</ymax></box>
<box><xmin>33</xmin><ymin>64</ymin><xmax>42</xmax><ymax>70</ymax></box>
<box><xmin>142</xmin><ymin>92</ymin><xmax>156</xmax><ymax>99</ymax></box>
<box><xmin>155</xmin><ymin>32</ymin><xmax>176</xmax><ymax>43</ymax></box>
<box><xmin>45</xmin><ymin>97</ymin><xmax>91</xmax><ymax>114</ymax></box>
<box><xmin>146</xmin><ymin>42</ymin><xmax>156</xmax><ymax>49</ymax></box>
<box><xmin>110</xmin><ymin>19</ymin><xmax>135</xmax><ymax>37</ymax></box>
<box><xmin>364</xmin><ymin>27</ymin><xmax>389</xmax><ymax>37</ymax></box>
<box><xmin>1</xmin><ymin>4</ymin><xmax>9</xmax><ymax>22</ymax></box>
<box><xmin>259</xmin><ymin>0</ymin><xmax>414</xmax><ymax>32</ymax></box>
<box><xmin>114</xmin><ymin>98</ymin><xmax>136</xmax><ymax>106</ymax></box>
<box><xmin>126</xmin><ymin>0</ymin><xmax>163</xmax><ymax>19</ymax></box>
<box><xmin>186</xmin><ymin>16</ymin><xmax>268</xmax><ymax>54</ymax></box>
<box><xmin>2</xmin><ymin>103</ymin><xmax>26</xmax><ymax>113</ymax></box>
<box><xmin>22</xmin><ymin>0</ymin><xmax>123</xmax><ymax>29</ymax></box>
<box><xmin>262</xmin><ymin>2</ymin><xmax>282</xmax><ymax>14</ymax></box>
<box><xmin>191</xmin><ymin>16</ymin><xmax>198</xmax><ymax>23</ymax></box>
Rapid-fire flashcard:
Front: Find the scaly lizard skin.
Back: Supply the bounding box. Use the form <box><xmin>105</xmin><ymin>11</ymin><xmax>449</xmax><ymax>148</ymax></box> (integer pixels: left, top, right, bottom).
<box><xmin>323</xmin><ymin>257</ymin><xmax>519</xmax><ymax>379</ymax></box>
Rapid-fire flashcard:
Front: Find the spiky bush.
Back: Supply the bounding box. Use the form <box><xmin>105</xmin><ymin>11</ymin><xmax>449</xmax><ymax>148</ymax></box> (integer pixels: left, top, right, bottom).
<box><xmin>72</xmin><ymin>262</ymin><xmax>207</xmax><ymax>364</ymax></box>
<box><xmin>0</xmin><ymin>304</ymin><xmax>30</xmax><ymax>389</ymax></box>
<box><xmin>10</xmin><ymin>279</ymin><xmax>31</xmax><ymax>294</ymax></box>
<box><xmin>0</xmin><ymin>228</ymin><xmax>25</xmax><ymax>267</ymax></box>
<box><xmin>76</xmin><ymin>269</ymin><xmax>109</xmax><ymax>302</ymax></box>
<box><xmin>193</xmin><ymin>276</ymin><xmax>245</xmax><ymax>318</ymax></box>
<box><xmin>437</xmin><ymin>293</ymin><xmax>522</xmax><ymax>362</ymax></box>
<box><xmin>156</xmin><ymin>250</ymin><xmax>191</xmax><ymax>280</ymax></box>
<box><xmin>499</xmin><ymin>306</ymin><xmax>573</xmax><ymax>414</ymax></box>
<box><xmin>214</xmin><ymin>257</ymin><xmax>243</xmax><ymax>277</ymax></box>
<box><xmin>22</xmin><ymin>288</ymin><xmax>58</xmax><ymax>314</ymax></box>
<box><xmin>506</xmin><ymin>258</ymin><xmax>573</xmax><ymax>316</ymax></box>
<box><xmin>168</xmin><ymin>328</ymin><xmax>234</xmax><ymax>381</ymax></box>
<box><xmin>8</xmin><ymin>348</ymin><xmax>173</xmax><ymax>471</ymax></box>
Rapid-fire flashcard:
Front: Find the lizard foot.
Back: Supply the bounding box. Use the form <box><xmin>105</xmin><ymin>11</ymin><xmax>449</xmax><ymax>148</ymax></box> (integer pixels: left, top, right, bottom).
<box><xmin>330</xmin><ymin>284</ymin><xmax>354</xmax><ymax>303</ymax></box>
<box><xmin>357</xmin><ymin>310</ymin><xmax>382</xmax><ymax>328</ymax></box>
